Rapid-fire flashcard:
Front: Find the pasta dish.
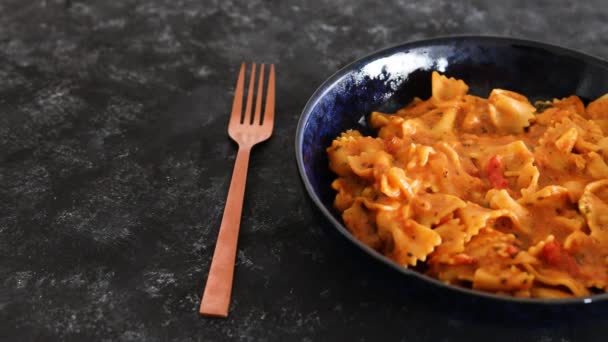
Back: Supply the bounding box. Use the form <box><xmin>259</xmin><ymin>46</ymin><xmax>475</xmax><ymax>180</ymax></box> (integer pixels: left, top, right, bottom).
<box><xmin>327</xmin><ymin>72</ymin><xmax>608</xmax><ymax>298</ymax></box>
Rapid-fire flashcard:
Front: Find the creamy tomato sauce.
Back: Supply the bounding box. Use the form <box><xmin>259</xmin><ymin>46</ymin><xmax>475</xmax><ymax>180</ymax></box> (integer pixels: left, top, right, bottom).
<box><xmin>327</xmin><ymin>72</ymin><xmax>608</xmax><ymax>298</ymax></box>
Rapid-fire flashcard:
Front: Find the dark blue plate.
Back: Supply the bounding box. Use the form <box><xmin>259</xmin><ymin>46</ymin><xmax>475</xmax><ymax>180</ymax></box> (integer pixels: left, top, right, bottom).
<box><xmin>295</xmin><ymin>36</ymin><xmax>608</xmax><ymax>304</ymax></box>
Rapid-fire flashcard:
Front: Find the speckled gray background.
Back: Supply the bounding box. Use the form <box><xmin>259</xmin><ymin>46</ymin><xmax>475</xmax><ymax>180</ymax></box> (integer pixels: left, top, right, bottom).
<box><xmin>2</xmin><ymin>0</ymin><xmax>608</xmax><ymax>341</ymax></box>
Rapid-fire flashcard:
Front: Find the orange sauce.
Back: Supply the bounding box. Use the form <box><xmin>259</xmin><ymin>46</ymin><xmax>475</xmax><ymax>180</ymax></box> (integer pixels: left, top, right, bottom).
<box><xmin>327</xmin><ymin>72</ymin><xmax>608</xmax><ymax>298</ymax></box>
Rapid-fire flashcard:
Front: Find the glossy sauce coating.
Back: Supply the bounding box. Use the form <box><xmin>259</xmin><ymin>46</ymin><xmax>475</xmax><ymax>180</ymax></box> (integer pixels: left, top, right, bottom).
<box><xmin>328</xmin><ymin>72</ymin><xmax>608</xmax><ymax>298</ymax></box>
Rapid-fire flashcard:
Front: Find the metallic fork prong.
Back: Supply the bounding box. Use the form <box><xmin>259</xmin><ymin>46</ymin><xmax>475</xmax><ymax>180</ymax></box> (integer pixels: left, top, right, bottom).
<box><xmin>229</xmin><ymin>63</ymin><xmax>246</xmax><ymax>125</ymax></box>
<box><xmin>243</xmin><ymin>63</ymin><xmax>256</xmax><ymax>124</ymax></box>
<box><xmin>262</xmin><ymin>64</ymin><xmax>275</xmax><ymax>126</ymax></box>
<box><xmin>252</xmin><ymin>64</ymin><xmax>265</xmax><ymax>125</ymax></box>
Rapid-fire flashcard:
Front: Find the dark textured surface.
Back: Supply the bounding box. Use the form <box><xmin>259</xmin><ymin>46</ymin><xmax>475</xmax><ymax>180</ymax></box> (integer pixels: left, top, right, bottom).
<box><xmin>1</xmin><ymin>1</ymin><xmax>608</xmax><ymax>341</ymax></box>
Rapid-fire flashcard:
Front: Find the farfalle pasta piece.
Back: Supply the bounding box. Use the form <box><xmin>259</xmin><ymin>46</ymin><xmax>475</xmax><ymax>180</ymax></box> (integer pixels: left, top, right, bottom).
<box><xmin>518</xmin><ymin>185</ymin><xmax>570</xmax><ymax>205</ymax></box>
<box><xmin>398</xmin><ymin>118</ymin><xmax>428</xmax><ymax>140</ymax></box>
<box><xmin>585</xmin><ymin>152</ymin><xmax>608</xmax><ymax>179</ymax></box>
<box><xmin>473</xmin><ymin>266</ymin><xmax>534</xmax><ymax>293</ymax></box>
<box><xmin>529</xmin><ymin>287</ymin><xmax>575</xmax><ymax>299</ymax></box>
<box><xmin>379</xmin><ymin>167</ymin><xmax>420</xmax><ymax>200</ymax></box>
<box><xmin>552</xmin><ymin>95</ymin><xmax>586</xmax><ymax>116</ymax></box>
<box><xmin>488</xmin><ymin>89</ymin><xmax>536</xmax><ymax>134</ymax></box>
<box><xmin>579</xmin><ymin>179</ymin><xmax>608</xmax><ymax>242</ymax></box>
<box><xmin>510</xmin><ymin>160</ymin><xmax>540</xmax><ymax>196</ymax></box>
<box><xmin>457</xmin><ymin>202</ymin><xmax>514</xmax><ymax>241</ymax></box>
<box><xmin>592</xmin><ymin>119</ymin><xmax>608</xmax><ymax>135</ymax></box>
<box><xmin>347</xmin><ymin>150</ymin><xmax>393</xmax><ymax>180</ymax></box>
<box><xmin>358</xmin><ymin>196</ymin><xmax>401</xmax><ymax>212</ymax></box>
<box><xmin>370</xmin><ymin>112</ymin><xmax>407</xmax><ymax>138</ymax></box>
<box><xmin>478</xmin><ymin>140</ymin><xmax>534</xmax><ymax>169</ymax></box>
<box><xmin>441</xmin><ymin>228</ymin><xmax>533</xmax><ymax>293</ymax></box>
<box><xmin>473</xmin><ymin>140</ymin><xmax>535</xmax><ymax>194</ymax></box>
<box><xmin>411</xmin><ymin>192</ymin><xmax>466</xmax><ymax>227</ymax></box>
<box><xmin>555</xmin><ymin>127</ymin><xmax>579</xmax><ymax>153</ymax></box>
<box><xmin>524</xmin><ymin>235</ymin><xmax>590</xmax><ymax>296</ymax></box>
<box><xmin>342</xmin><ymin>201</ymin><xmax>382</xmax><ymax>250</ymax></box>
<box><xmin>431</xmin><ymin>71</ymin><xmax>469</xmax><ymax>104</ymax></box>
<box><xmin>586</xmin><ymin>93</ymin><xmax>608</xmax><ymax>119</ymax></box>
<box><xmin>429</xmin><ymin>219</ymin><xmax>468</xmax><ymax>264</ymax></box>
<box><xmin>563</xmin><ymin>231</ymin><xmax>608</xmax><ymax>289</ymax></box>
<box><xmin>327</xmin><ymin>131</ymin><xmax>384</xmax><ymax>176</ymax></box>
<box><xmin>331</xmin><ymin>177</ymin><xmax>364</xmax><ymax>211</ymax></box>
<box><xmin>404</xmin><ymin>143</ymin><xmax>436</xmax><ymax>169</ymax></box>
<box><xmin>486</xmin><ymin>189</ymin><xmax>528</xmax><ymax>232</ymax></box>
<box><xmin>538</xmin><ymin>112</ymin><xmax>603</xmax><ymax>152</ymax></box>
<box><xmin>517</xmin><ymin>186</ymin><xmax>581</xmax><ymax>242</ymax></box>
<box><xmin>430</xmin><ymin>106</ymin><xmax>459</xmax><ymax>136</ymax></box>
<box><xmin>376</xmin><ymin>208</ymin><xmax>441</xmax><ymax>267</ymax></box>
<box><xmin>562</xmin><ymin>180</ymin><xmax>587</xmax><ymax>203</ymax></box>
<box><xmin>523</xmin><ymin>265</ymin><xmax>590</xmax><ymax>297</ymax></box>
<box><xmin>396</xmin><ymin>97</ymin><xmax>436</xmax><ymax>118</ymax></box>
<box><xmin>433</xmin><ymin>143</ymin><xmax>485</xmax><ymax>189</ymax></box>
<box><xmin>369</xmin><ymin>111</ymin><xmax>394</xmax><ymax>128</ymax></box>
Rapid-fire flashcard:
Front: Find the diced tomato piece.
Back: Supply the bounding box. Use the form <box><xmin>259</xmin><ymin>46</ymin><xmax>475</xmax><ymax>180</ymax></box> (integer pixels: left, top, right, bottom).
<box><xmin>541</xmin><ymin>240</ymin><xmax>580</xmax><ymax>275</ymax></box>
<box><xmin>542</xmin><ymin>240</ymin><xmax>560</xmax><ymax>264</ymax></box>
<box><xmin>505</xmin><ymin>244</ymin><xmax>519</xmax><ymax>257</ymax></box>
<box><xmin>486</xmin><ymin>155</ymin><xmax>509</xmax><ymax>189</ymax></box>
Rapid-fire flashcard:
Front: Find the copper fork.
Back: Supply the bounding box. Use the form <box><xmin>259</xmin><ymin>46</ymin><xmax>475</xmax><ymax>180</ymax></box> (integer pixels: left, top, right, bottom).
<box><xmin>199</xmin><ymin>63</ymin><xmax>275</xmax><ymax>317</ymax></box>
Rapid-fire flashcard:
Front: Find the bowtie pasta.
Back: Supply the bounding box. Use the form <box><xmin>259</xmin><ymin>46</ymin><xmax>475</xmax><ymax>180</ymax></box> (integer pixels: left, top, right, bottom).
<box><xmin>327</xmin><ymin>71</ymin><xmax>608</xmax><ymax>298</ymax></box>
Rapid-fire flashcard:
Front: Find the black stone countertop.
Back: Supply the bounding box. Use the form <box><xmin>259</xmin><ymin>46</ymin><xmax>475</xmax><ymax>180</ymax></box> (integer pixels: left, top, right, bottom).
<box><xmin>2</xmin><ymin>1</ymin><xmax>608</xmax><ymax>341</ymax></box>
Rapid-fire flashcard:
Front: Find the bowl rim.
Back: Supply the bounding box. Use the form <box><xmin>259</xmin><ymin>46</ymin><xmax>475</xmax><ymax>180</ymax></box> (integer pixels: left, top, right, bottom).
<box><xmin>294</xmin><ymin>34</ymin><xmax>608</xmax><ymax>305</ymax></box>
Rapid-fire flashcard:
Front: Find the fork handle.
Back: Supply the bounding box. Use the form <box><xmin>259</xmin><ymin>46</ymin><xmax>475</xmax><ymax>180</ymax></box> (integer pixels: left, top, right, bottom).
<box><xmin>199</xmin><ymin>145</ymin><xmax>251</xmax><ymax>317</ymax></box>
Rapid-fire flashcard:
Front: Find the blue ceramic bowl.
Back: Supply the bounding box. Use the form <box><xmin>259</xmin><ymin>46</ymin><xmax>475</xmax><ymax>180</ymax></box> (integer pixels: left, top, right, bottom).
<box><xmin>295</xmin><ymin>36</ymin><xmax>608</xmax><ymax>304</ymax></box>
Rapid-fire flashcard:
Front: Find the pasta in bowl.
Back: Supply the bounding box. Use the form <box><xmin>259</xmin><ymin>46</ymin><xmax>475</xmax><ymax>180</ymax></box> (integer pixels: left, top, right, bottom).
<box><xmin>295</xmin><ymin>36</ymin><xmax>608</xmax><ymax>303</ymax></box>
<box><xmin>327</xmin><ymin>71</ymin><xmax>608</xmax><ymax>299</ymax></box>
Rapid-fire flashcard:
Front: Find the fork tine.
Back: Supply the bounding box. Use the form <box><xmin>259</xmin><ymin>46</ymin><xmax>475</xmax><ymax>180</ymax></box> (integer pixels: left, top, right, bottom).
<box><xmin>243</xmin><ymin>63</ymin><xmax>256</xmax><ymax>124</ymax></box>
<box><xmin>252</xmin><ymin>64</ymin><xmax>265</xmax><ymax>125</ymax></box>
<box><xmin>262</xmin><ymin>64</ymin><xmax>275</xmax><ymax>126</ymax></box>
<box><xmin>229</xmin><ymin>63</ymin><xmax>246</xmax><ymax>125</ymax></box>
